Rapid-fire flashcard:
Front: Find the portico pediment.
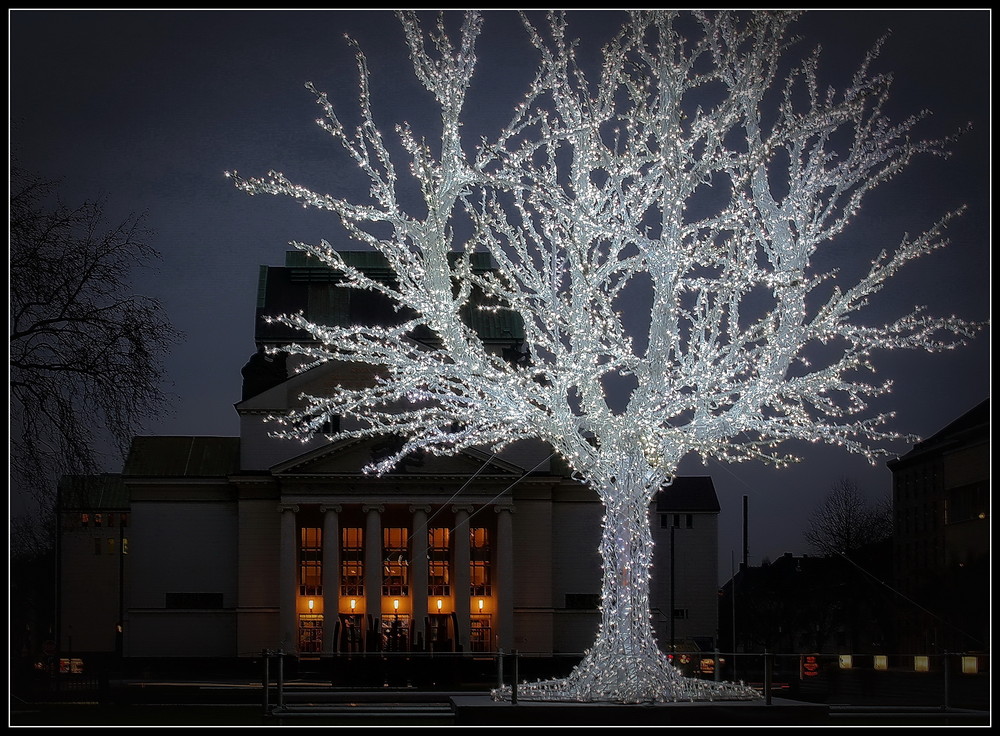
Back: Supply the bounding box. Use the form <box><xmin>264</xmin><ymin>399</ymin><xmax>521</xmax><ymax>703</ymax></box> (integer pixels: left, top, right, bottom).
<box><xmin>270</xmin><ymin>435</ymin><xmax>526</xmax><ymax>478</ymax></box>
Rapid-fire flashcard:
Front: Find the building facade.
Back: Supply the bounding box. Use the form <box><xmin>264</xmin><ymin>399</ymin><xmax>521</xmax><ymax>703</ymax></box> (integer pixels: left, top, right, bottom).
<box><xmin>56</xmin><ymin>475</ymin><xmax>130</xmax><ymax>658</ymax></box>
<box><xmin>57</xmin><ymin>251</ymin><xmax>724</xmax><ymax>665</ymax></box>
<box><xmin>887</xmin><ymin>399</ymin><xmax>989</xmax><ymax>654</ymax></box>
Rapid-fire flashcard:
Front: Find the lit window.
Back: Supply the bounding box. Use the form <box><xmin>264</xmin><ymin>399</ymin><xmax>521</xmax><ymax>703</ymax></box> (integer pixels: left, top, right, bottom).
<box><xmin>81</xmin><ymin>513</ymin><xmax>90</xmax><ymax>527</ymax></box>
<box><xmin>340</xmin><ymin>527</ymin><xmax>364</xmax><ymax>597</ymax></box>
<box><xmin>382</xmin><ymin>527</ymin><xmax>409</xmax><ymax>597</ymax></box>
<box><xmin>470</xmin><ymin>527</ymin><xmax>491</xmax><ymax>596</ymax></box>
<box><xmin>298</xmin><ymin>527</ymin><xmax>322</xmax><ymax>596</ymax></box>
<box><xmin>122</xmin><ymin>538</ymin><xmax>129</xmax><ymax>555</ymax></box>
<box><xmin>94</xmin><ymin>513</ymin><xmax>103</xmax><ymax>527</ymax></box>
<box><xmin>108</xmin><ymin>538</ymin><xmax>116</xmax><ymax>554</ymax></box>
<box><xmin>428</xmin><ymin>527</ymin><xmax>451</xmax><ymax>596</ymax></box>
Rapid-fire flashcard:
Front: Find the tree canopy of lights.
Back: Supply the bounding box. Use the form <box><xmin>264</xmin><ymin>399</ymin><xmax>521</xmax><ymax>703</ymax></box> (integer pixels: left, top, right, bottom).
<box><xmin>229</xmin><ymin>10</ymin><xmax>983</xmax><ymax>703</ymax></box>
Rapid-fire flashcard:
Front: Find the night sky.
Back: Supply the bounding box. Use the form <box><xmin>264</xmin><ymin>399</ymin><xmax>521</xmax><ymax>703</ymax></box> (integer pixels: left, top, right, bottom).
<box><xmin>10</xmin><ymin>10</ymin><xmax>990</xmax><ymax>576</ymax></box>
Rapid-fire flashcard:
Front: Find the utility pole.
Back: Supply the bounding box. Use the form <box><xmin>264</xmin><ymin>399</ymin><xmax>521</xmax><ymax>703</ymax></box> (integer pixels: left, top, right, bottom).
<box><xmin>670</xmin><ymin>524</ymin><xmax>676</xmax><ymax>651</ymax></box>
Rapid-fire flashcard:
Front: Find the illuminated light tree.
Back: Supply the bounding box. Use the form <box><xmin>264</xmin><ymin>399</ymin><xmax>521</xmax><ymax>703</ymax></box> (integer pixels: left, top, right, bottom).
<box><xmin>228</xmin><ymin>10</ymin><xmax>982</xmax><ymax>703</ymax></box>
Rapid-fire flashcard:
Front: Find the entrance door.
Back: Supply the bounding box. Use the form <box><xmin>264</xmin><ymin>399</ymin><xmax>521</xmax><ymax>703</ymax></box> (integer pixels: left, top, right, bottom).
<box><xmin>380</xmin><ymin>616</ymin><xmax>409</xmax><ymax>652</ymax></box>
<box><xmin>298</xmin><ymin>613</ymin><xmax>323</xmax><ymax>653</ymax></box>
<box><xmin>339</xmin><ymin>614</ymin><xmax>364</xmax><ymax>653</ymax></box>
<box><xmin>470</xmin><ymin>614</ymin><xmax>492</xmax><ymax>652</ymax></box>
<box><xmin>428</xmin><ymin>613</ymin><xmax>452</xmax><ymax>652</ymax></box>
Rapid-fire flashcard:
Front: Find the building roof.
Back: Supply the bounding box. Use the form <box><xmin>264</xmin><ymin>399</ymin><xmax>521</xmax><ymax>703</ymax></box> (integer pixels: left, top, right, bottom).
<box><xmin>123</xmin><ymin>436</ymin><xmax>240</xmax><ymax>477</ymax></box>
<box><xmin>887</xmin><ymin>398</ymin><xmax>989</xmax><ymax>469</ymax></box>
<box><xmin>654</xmin><ymin>475</ymin><xmax>721</xmax><ymax>513</ymax></box>
<box><xmin>58</xmin><ymin>473</ymin><xmax>128</xmax><ymax>510</ymax></box>
<box><xmin>255</xmin><ymin>250</ymin><xmax>525</xmax><ymax>345</ymax></box>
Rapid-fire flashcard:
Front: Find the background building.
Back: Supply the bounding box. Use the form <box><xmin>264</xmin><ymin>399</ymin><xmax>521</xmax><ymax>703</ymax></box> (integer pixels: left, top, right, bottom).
<box><xmin>718</xmin><ymin>399</ymin><xmax>989</xmax><ymax>660</ymax></box>
<box><xmin>56</xmin><ymin>475</ymin><xmax>129</xmax><ymax>661</ymax></box>
<box><xmin>887</xmin><ymin>399</ymin><xmax>989</xmax><ymax>654</ymax></box>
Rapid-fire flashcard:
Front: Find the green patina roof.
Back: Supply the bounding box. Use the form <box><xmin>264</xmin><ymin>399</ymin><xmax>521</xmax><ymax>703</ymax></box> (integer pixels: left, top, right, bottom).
<box><xmin>255</xmin><ymin>250</ymin><xmax>525</xmax><ymax>344</ymax></box>
<box><xmin>283</xmin><ymin>249</ymin><xmax>495</xmax><ymax>278</ymax></box>
<box><xmin>58</xmin><ymin>474</ymin><xmax>128</xmax><ymax>510</ymax></box>
<box><xmin>123</xmin><ymin>436</ymin><xmax>240</xmax><ymax>477</ymax></box>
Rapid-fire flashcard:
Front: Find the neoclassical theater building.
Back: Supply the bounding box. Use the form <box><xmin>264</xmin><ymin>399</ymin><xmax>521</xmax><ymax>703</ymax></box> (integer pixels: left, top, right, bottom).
<box><xmin>57</xmin><ymin>251</ymin><xmax>723</xmax><ymax>663</ymax></box>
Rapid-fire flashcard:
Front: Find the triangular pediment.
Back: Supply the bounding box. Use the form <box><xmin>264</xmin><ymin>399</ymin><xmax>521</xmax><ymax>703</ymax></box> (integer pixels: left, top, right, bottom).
<box><xmin>271</xmin><ymin>435</ymin><xmax>525</xmax><ymax>477</ymax></box>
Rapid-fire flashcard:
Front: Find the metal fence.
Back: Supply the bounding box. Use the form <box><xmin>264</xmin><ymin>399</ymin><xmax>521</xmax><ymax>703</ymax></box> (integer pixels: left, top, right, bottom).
<box><xmin>259</xmin><ymin>648</ymin><xmax>989</xmax><ymax>712</ymax></box>
<box><xmin>15</xmin><ymin>648</ymin><xmax>989</xmax><ymax>713</ymax></box>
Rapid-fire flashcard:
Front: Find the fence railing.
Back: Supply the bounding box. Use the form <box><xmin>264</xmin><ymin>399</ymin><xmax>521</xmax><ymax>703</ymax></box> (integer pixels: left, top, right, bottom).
<box><xmin>15</xmin><ymin>648</ymin><xmax>988</xmax><ymax>713</ymax></box>
<box><xmin>258</xmin><ymin>648</ymin><xmax>989</xmax><ymax>714</ymax></box>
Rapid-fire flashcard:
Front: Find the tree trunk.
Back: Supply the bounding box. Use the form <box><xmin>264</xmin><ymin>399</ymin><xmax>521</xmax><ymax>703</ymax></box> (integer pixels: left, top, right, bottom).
<box><xmin>494</xmin><ymin>466</ymin><xmax>761</xmax><ymax>703</ymax></box>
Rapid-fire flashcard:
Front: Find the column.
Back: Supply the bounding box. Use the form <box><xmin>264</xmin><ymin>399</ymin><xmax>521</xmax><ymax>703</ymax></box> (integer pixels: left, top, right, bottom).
<box><xmin>278</xmin><ymin>504</ymin><xmax>299</xmax><ymax>653</ymax></box>
<box><xmin>363</xmin><ymin>504</ymin><xmax>384</xmax><ymax>649</ymax></box>
<box><xmin>495</xmin><ymin>504</ymin><xmax>515</xmax><ymax>652</ymax></box>
<box><xmin>321</xmin><ymin>505</ymin><xmax>341</xmax><ymax>654</ymax></box>
<box><xmin>409</xmin><ymin>505</ymin><xmax>431</xmax><ymax>649</ymax></box>
<box><xmin>453</xmin><ymin>505</ymin><xmax>474</xmax><ymax>651</ymax></box>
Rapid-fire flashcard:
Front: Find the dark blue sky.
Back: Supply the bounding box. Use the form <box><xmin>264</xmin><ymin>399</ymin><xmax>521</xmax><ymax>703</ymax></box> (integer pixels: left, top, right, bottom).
<box><xmin>10</xmin><ymin>10</ymin><xmax>990</xmax><ymax>570</ymax></box>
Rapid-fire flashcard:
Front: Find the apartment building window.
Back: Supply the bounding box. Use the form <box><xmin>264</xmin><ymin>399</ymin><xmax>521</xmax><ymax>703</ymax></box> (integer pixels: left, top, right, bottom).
<box><xmin>382</xmin><ymin>527</ymin><xmax>409</xmax><ymax>597</ymax></box>
<box><xmin>340</xmin><ymin>527</ymin><xmax>364</xmax><ymax>597</ymax></box>
<box><xmin>428</xmin><ymin>527</ymin><xmax>451</xmax><ymax>596</ymax></box>
<box><xmin>299</xmin><ymin>526</ymin><xmax>322</xmax><ymax>596</ymax></box>
<box><xmin>470</xmin><ymin>527</ymin><xmax>491</xmax><ymax>596</ymax></box>
<box><xmin>81</xmin><ymin>513</ymin><xmax>89</xmax><ymax>527</ymax></box>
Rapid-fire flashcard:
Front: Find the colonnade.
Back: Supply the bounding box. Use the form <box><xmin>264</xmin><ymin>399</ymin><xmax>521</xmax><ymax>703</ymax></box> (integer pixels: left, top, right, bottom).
<box><xmin>277</xmin><ymin>501</ymin><xmax>514</xmax><ymax>654</ymax></box>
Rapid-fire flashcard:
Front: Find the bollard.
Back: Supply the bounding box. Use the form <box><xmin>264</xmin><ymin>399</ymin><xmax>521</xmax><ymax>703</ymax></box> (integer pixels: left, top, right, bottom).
<box><xmin>262</xmin><ymin>649</ymin><xmax>270</xmax><ymax>714</ymax></box>
<box><xmin>764</xmin><ymin>650</ymin><xmax>772</xmax><ymax>705</ymax></box>
<box><xmin>511</xmin><ymin>649</ymin><xmax>519</xmax><ymax>705</ymax></box>
<box><xmin>942</xmin><ymin>653</ymin><xmax>950</xmax><ymax>711</ymax></box>
<box><xmin>277</xmin><ymin>650</ymin><xmax>285</xmax><ymax>710</ymax></box>
<box><xmin>497</xmin><ymin>647</ymin><xmax>504</xmax><ymax>690</ymax></box>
